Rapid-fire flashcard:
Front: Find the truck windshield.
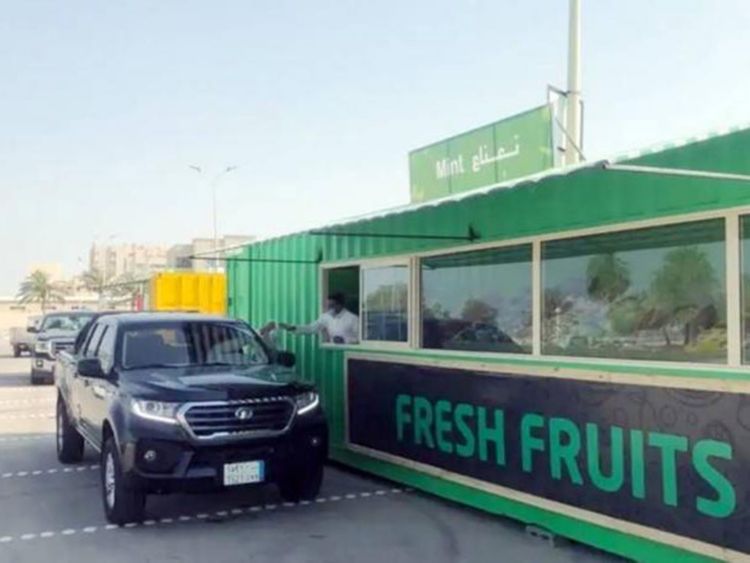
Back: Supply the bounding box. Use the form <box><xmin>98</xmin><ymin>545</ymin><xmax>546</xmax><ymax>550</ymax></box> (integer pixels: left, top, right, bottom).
<box><xmin>120</xmin><ymin>322</ymin><xmax>269</xmax><ymax>370</ymax></box>
<box><xmin>40</xmin><ymin>313</ymin><xmax>94</xmax><ymax>332</ymax></box>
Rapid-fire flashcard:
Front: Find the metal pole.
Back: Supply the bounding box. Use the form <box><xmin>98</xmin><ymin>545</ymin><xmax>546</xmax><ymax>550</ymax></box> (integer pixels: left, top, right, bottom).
<box><xmin>211</xmin><ymin>177</ymin><xmax>218</xmax><ymax>272</ymax></box>
<box><xmin>189</xmin><ymin>165</ymin><xmax>237</xmax><ymax>273</ymax></box>
<box><xmin>566</xmin><ymin>0</ymin><xmax>582</xmax><ymax>165</ymax></box>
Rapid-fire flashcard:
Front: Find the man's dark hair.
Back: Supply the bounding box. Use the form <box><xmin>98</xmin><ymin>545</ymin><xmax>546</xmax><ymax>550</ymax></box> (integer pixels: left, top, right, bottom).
<box><xmin>329</xmin><ymin>292</ymin><xmax>345</xmax><ymax>307</ymax></box>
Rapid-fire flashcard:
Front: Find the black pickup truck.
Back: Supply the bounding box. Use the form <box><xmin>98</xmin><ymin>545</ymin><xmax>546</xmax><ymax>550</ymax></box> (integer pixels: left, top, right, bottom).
<box><xmin>55</xmin><ymin>312</ymin><xmax>327</xmax><ymax>524</ymax></box>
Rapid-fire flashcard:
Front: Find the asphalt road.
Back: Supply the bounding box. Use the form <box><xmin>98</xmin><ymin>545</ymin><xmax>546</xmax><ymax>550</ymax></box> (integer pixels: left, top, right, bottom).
<box><xmin>0</xmin><ymin>338</ymin><xmax>618</xmax><ymax>563</ymax></box>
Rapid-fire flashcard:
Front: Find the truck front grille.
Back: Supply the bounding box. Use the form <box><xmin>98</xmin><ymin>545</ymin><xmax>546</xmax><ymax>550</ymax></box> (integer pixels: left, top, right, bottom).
<box><xmin>182</xmin><ymin>397</ymin><xmax>295</xmax><ymax>439</ymax></box>
<box><xmin>52</xmin><ymin>342</ymin><xmax>73</xmax><ymax>356</ymax></box>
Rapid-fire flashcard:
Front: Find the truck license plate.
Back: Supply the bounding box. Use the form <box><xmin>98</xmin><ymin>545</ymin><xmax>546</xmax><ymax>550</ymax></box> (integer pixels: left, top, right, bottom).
<box><xmin>223</xmin><ymin>460</ymin><xmax>264</xmax><ymax>486</ymax></box>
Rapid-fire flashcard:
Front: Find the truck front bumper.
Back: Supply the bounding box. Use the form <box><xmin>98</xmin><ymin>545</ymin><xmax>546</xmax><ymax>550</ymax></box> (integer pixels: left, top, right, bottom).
<box><xmin>30</xmin><ymin>356</ymin><xmax>55</xmax><ymax>383</ymax></box>
<box><xmin>118</xmin><ymin>411</ymin><xmax>328</xmax><ymax>494</ymax></box>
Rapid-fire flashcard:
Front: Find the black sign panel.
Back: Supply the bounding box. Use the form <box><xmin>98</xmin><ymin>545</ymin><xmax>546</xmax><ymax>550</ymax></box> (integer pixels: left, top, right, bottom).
<box><xmin>347</xmin><ymin>358</ymin><xmax>750</xmax><ymax>553</ymax></box>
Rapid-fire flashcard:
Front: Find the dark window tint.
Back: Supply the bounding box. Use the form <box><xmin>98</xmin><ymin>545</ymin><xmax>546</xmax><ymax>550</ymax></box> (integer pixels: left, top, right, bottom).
<box><xmin>421</xmin><ymin>245</ymin><xmax>532</xmax><ymax>354</ymax></box>
<box><xmin>82</xmin><ymin>324</ymin><xmax>105</xmax><ymax>358</ymax></box>
<box><xmin>120</xmin><ymin>322</ymin><xmax>267</xmax><ymax>369</ymax></box>
<box><xmin>542</xmin><ymin>220</ymin><xmax>726</xmax><ymax>363</ymax></box>
<box><xmin>97</xmin><ymin>326</ymin><xmax>116</xmax><ymax>372</ymax></box>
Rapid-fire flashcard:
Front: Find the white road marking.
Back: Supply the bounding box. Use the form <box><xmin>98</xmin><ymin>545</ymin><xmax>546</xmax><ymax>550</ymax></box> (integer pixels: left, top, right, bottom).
<box><xmin>0</xmin><ymin>436</ymin><xmax>51</xmax><ymax>444</ymax></box>
<box><xmin>0</xmin><ymin>464</ymin><xmax>98</xmax><ymax>479</ymax></box>
<box><xmin>0</xmin><ymin>399</ymin><xmax>54</xmax><ymax>407</ymax></box>
<box><xmin>0</xmin><ymin>413</ymin><xmax>54</xmax><ymax>420</ymax></box>
<box><xmin>0</xmin><ymin>488</ymin><xmax>406</xmax><ymax>545</ymax></box>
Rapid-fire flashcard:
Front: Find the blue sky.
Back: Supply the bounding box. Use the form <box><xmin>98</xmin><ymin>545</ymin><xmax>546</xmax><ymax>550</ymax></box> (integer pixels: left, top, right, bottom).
<box><xmin>1</xmin><ymin>0</ymin><xmax>749</xmax><ymax>293</ymax></box>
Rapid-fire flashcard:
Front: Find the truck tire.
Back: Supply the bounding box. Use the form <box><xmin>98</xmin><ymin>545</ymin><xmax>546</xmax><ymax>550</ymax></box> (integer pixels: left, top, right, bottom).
<box><xmin>13</xmin><ymin>346</ymin><xmax>21</xmax><ymax>358</ymax></box>
<box><xmin>278</xmin><ymin>463</ymin><xmax>324</xmax><ymax>502</ymax></box>
<box><xmin>101</xmin><ymin>436</ymin><xmax>146</xmax><ymax>525</ymax></box>
<box><xmin>56</xmin><ymin>397</ymin><xmax>84</xmax><ymax>463</ymax></box>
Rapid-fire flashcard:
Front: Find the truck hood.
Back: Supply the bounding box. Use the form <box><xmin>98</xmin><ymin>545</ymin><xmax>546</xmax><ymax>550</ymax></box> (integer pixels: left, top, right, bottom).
<box><xmin>36</xmin><ymin>329</ymin><xmax>78</xmax><ymax>342</ymax></box>
<box><xmin>121</xmin><ymin>364</ymin><xmax>312</xmax><ymax>402</ymax></box>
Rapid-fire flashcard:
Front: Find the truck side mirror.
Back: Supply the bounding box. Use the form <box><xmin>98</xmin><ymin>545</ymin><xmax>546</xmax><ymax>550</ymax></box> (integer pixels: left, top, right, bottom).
<box><xmin>27</xmin><ymin>326</ymin><xmax>38</xmax><ymax>334</ymax></box>
<box><xmin>78</xmin><ymin>358</ymin><xmax>105</xmax><ymax>378</ymax></box>
<box><xmin>276</xmin><ymin>351</ymin><xmax>296</xmax><ymax>368</ymax></box>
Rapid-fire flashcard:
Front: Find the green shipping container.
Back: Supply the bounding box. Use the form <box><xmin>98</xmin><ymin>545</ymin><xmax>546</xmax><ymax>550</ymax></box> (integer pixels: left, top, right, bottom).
<box><xmin>228</xmin><ymin>125</ymin><xmax>750</xmax><ymax>562</ymax></box>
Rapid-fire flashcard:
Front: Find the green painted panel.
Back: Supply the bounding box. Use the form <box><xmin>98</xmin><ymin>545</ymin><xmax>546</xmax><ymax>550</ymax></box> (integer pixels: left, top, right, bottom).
<box><xmin>409</xmin><ymin>105</ymin><xmax>555</xmax><ymax>203</ymax></box>
<box><xmin>227</xmin><ymin>128</ymin><xmax>750</xmax><ymax>562</ymax></box>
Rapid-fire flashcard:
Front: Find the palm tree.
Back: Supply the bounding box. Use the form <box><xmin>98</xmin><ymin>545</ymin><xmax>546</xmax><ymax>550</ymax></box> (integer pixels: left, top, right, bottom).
<box><xmin>586</xmin><ymin>253</ymin><xmax>631</xmax><ymax>304</ymax></box>
<box><xmin>111</xmin><ymin>272</ymin><xmax>145</xmax><ymax>310</ymax></box>
<box><xmin>16</xmin><ymin>270</ymin><xmax>67</xmax><ymax>312</ymax></box>
<box><xmin>81</xmin><ymin>268</ymin><xmax>111</xmax><ymax>304</ymax></box>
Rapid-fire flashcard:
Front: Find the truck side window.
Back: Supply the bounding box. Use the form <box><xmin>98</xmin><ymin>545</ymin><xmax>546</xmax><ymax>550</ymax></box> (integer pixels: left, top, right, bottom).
<box><xmin>82</xmin><ymin>324</ymin><xmax>105</xmax><ymax>358</ymax></box>
<box><xmin>97</xmin><ymin>326</ymin><xmax>116</xmax><ymax>373</ymax></box>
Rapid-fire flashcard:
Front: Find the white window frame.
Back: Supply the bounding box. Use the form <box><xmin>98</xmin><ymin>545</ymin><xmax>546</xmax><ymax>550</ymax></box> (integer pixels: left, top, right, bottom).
<box><xmin>318</xmin><ymin>260</ymin><xmax>362</xmax><ymax>349</ymax></box>
<box><xmin>359</xmin><ymin>258</ymin><xmax>413</xmax><ymax>349</ymax></box>
<box><xmin>318</xmin><ymin>204</ymin><xmax>750</xmax><ymax>371</ymax></box>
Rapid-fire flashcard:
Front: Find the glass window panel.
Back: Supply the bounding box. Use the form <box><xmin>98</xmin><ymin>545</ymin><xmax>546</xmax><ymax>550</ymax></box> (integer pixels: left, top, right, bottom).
<box><xmin>421</xmin><ymin>245</ymin><xmax>532</xmax><ymax>354</ymax></box>
<box><xmin>542</xmin><ymin>219</ymin><xmax>726</xmax><ymax>363</ymax></box>
<box><xmin>362</xmin><ymin>265</ymin><xmax>409</xmax><ymax>342</ymax></box>
<box><xmin>740</xmin><ymin>216</ymin><xmax>750</xmax><ymax>363</ymax></box>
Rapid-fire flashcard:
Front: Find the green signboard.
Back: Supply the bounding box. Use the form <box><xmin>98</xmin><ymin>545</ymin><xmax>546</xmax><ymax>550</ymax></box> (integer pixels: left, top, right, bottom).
<box><xmin>409</xmin><ymin>105</ymin><xmax>556</xmax><ymax>203</ymax></box>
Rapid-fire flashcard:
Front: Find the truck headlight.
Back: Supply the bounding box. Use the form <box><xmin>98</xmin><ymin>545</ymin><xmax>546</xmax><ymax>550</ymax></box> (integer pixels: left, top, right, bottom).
<box><xmin>131</xmin><ymin>399</ymin><xmax>180</xmax><ymax>425</ymax></box>
<box><xmin>295</xmin><ymin>392</ymin><xmax>319</xmax><ymax>415</ymax></box>
<box><xmin>35</xmin><ymin>341</ymin><xmax>51</xmax><ymax>354</ymax></box>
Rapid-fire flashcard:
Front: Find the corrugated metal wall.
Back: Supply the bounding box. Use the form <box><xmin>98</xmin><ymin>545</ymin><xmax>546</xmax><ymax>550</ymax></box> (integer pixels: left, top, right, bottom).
<box><xmin>225</xmin><ymin>129</ymin><xmax>750</xmax><ymax>561</ymax></box>
<box><xmin>228</xmin><ymin>139</ymin><xmax>750</xmax><ymax>448</ymax></box>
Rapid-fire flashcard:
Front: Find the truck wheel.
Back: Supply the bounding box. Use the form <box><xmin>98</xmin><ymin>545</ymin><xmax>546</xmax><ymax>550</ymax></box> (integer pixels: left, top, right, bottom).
<box><xmin>279</xmin><ymin>463</ymin><xmax>324</xmax><ymax>502</ymax></box>
<box><xmin>56</xmin><ymin>397</ymin><xmax>84</xmax><ymax>463</ymax></box>
<box><xmin>101</xmin><ymin>436</ymin><xmax>146</xmax><ymax>525</ymax></box>
<box><xmin>13</xmin><ymin>346</ymin><xmax>20</xmax><ymax>358</ymax></box>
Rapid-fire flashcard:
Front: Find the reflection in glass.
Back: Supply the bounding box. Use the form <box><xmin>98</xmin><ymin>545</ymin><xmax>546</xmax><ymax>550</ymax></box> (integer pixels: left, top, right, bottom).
<box><xmin>421</xmin><ymin>245</ymin><xmax>532</xmax><ymax>353</ymax></box>
<box><xmin>362</xmin><ymin>266</ymin><xmax>409</xmax><ymax>342</ymax></box>
<box><xmin>740</xmin><ymin>216</ymin><xmax>750</xmax><ymax>362</ymax></box>
<box><xmin>542</xmin><ymin>220</ymin><xmax>726</xmax><ymax>363</ymax></box>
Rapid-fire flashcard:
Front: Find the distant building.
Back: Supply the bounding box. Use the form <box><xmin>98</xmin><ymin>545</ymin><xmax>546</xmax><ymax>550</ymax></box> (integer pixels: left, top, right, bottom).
<box><xmin>166</xmin><ymin>235</ymin><xmax>255</xmax><ymax>272</ymax></box>
<box><xmin>89</xmin><ymin>243</ymin><xmax>169</xmax><ymax>281</ymax></box>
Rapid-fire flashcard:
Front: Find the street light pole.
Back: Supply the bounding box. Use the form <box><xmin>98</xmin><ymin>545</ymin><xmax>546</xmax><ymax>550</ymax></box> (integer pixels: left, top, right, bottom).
<box><xmin>189</xmin><ymin>165</ymin><xmax>238</xmax><ymax>271</ymax></box>
<box><xmin>565</xmin><ymin>0</ymin><xmax>582</xmax><ymax>165</ymax></box>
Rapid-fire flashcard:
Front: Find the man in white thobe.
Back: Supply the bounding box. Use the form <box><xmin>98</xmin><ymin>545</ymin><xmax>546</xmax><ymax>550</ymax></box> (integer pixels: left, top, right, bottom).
<box><xmin>280</xmin><ymin>293</ymin><xmax>359</xmax><ymax>344</ymax></box>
